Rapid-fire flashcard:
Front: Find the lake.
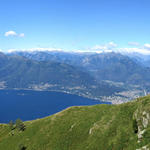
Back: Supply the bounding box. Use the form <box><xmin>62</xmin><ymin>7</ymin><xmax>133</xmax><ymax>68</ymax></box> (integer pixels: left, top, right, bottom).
<box><xmin>0</xmin><ymin>90</ymin><xmax>111</xmax><ymax>123</ymax></box>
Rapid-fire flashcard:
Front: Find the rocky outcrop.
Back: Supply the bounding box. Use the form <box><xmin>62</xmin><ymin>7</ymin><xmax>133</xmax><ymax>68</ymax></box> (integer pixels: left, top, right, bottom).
<box><xmin>134</xmin><ymin>105</ymin><xmax>150</xmax><ymax>149</ymax></box>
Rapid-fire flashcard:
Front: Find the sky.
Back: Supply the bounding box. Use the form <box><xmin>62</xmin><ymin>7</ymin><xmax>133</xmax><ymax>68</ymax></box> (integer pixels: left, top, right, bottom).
<box><xmin>0</xmin><ymin>0</ymin><xmax>150</xmax><ymax>54</ymax></box>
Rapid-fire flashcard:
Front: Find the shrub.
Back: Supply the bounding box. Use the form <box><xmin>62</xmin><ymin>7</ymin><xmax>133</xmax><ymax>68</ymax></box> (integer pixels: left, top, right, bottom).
<box><xmin>15</xmin><ymin>119</ymin><xmax>25</xmax><ymax>131</ymax></box>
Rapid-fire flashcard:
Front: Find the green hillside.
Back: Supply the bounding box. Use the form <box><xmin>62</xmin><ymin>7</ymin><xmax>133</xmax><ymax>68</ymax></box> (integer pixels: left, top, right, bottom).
<box><xmin>1</xmin><ymin>96</ymin><xmax>150</xmax><ymax>150</ymax></box>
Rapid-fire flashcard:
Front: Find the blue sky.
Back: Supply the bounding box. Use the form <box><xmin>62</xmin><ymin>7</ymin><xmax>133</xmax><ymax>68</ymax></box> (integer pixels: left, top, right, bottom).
<box><xmin>0</xmin><ymin>0</ymin><xmax>150</xmax><ymax>53</ymax></box>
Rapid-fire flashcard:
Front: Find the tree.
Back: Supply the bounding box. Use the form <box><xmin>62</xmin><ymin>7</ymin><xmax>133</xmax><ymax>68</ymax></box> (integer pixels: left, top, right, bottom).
<box><xmin>15</xmin><ymin>119</ymin><xmax>25</xmax><ymax>131</ymax></box>
<box><xmin>9</xmin><ymin>120</ymin><xmax>14</xmax><ymax>130</ymax></box>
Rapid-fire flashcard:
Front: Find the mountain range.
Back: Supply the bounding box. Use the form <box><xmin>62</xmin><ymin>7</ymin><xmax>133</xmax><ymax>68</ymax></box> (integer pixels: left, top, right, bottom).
<box><xmin>9</xmin><ymin>51</ymin><xmax>150</xmax><ymax>84</ymax></box>
<box><xmin>0</xmin><ymin>52</ymin><xmax>125</xmax><ymax>103</ymax></box>
<box><xmin>6</xmin><ymin>50</ymin><xmax>150</xmax><ymax>102</ymax></box>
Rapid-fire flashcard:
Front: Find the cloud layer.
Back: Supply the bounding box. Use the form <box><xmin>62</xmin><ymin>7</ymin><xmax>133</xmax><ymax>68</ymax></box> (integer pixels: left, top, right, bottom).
<box><xmin>2</xmin><ymin>40</ymin><xmax>150</xmax><ymax>55</ymax></box>
<box><xmin>91</xmin><ymin>42</ymin><xmax>150</xmax><ymax>55</ymax></box>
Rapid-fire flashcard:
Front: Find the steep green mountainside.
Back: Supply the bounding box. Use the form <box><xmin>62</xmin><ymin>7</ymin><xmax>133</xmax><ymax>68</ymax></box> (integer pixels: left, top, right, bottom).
<box><xmin>0</xmin><ymin>52</ymin><xmax>124</xmax><ymax>100</ymax></box>
<box><xmin>1</xmin><ymin>96</ymin><xmax>150</xmax><ymax>150</ymax></box>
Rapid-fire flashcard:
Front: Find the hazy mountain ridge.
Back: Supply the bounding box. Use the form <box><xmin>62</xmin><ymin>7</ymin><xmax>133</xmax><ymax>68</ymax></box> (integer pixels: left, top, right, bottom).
<box><xmin>1</xmin><ymin>95</ymin><xmax>150</xmax><ymax>150</ymax></box>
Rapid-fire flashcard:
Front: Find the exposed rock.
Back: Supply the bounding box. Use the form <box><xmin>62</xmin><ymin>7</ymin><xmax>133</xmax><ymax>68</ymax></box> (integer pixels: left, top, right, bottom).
<box><xmin>136</xmin><ymin>145</ymin><xmax>149</xmax><ymax>150</ymax></box>
<box><xmin>133</xmin><ymin>108</ymin><xmax>150</xmax><ymax>144</ymax></box>
<box><xmin>69</xmin><ymin>123</ymin><xmax>76</xmax><ymax>132</ymax></box>
<box><xmin>89</xmin><ymin>123</ymin><xmax>99</xmax><ymax>135</ymax></box>
<box><xmin>138</xmin><ymin>129</ymin><xmax>145</xmax><ymax>139</ymax></box>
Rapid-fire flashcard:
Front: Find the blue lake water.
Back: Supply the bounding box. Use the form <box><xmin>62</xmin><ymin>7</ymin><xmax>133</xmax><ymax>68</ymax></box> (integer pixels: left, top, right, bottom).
<box><xmin>0</xmin><ymin>90</ymin><xmax>111</xmax><ymax>123</ymax></box>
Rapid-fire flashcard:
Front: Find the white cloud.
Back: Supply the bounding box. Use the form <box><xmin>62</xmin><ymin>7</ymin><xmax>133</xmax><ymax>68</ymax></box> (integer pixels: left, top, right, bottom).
<box><xmin>3</xmin><ymin>47</ymin><xmax>150</xmax><ymax>55</ymax></box>
<box><xmin>107</xmin><ymin>41</ymin><xmax>117</xmax><ymax>48</ymax></box>
<box><xmin>5</xmin><ymin>31</ymin><xmax>17</xmax><ymax>37</ymax></box>
<box><xmin>6</xmin><ymin>48</ymin><xmax>63</xmax><ymax>53</ymax></box>
<box><xmin>91</xmin><ymin>41</ymin><xmax>117</xmax><ymax>52</ymax></box>
<box><xmin>91</xmin><ymin>42</ymin><xmax>150</xmax><ymax>55</ymax></box>
<box><xmin>5</xmin><ymin>47</ymin><xmax>113</xmax><ymax>54</ymax></box>
<box><xmin>92</xmin><ymin>45</ymin><xmax>108</xmax><ymax>50</ymax></box>
<box><xmin>28</xmin><ymin>48</ymin><xmax>62</xmax><ymax>52</ymax></box>
<box><xmin>144</xmin><ymin>44</ymin><xmax>150</xmax><ymax>50</ymax></box>
<box><xmin>128</xmin><ymin>42</ymin><xmax>139</xmax><ymax>46</ymax></box>
<box><xmin>118</xmin><ymin>48</ymin><xmax>150</xmax><ymax>55</ymax></box>
<box><xmin>18</xmin><ymin>33</ymin><xmax>25</xmax><ymax>37</ymax></box>
<box><xmin>2</xmin><ymin>42</ymin><xmax>150</xmax><ymax>55</ymax></box>
<box><xmin>4</xmin><ymin>30</ymin><xmax>24</xmax><ymax>37</ymax></box>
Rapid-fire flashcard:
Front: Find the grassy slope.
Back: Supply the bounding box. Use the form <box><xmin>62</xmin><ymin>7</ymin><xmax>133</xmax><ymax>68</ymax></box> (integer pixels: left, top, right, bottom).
<box><xmin>1</xmin><ymin>96</ymin><xmax>150</xmax><ymax>150</ymax></box>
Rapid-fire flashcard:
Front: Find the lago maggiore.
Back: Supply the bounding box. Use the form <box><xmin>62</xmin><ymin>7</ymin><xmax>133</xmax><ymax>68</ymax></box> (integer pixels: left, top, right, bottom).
<box><xmin>0</xmin><ymin>90</ymin><xmax>110</xmax><ymax>123</ymax></box>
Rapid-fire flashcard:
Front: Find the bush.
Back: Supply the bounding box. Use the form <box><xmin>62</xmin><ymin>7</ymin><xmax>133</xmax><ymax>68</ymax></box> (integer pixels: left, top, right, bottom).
<box><xmin>15</xmin><ymin>119</ymin><xmax>25</xmax><ymax>131</ymax></box>
<box><xmin>9</xmin><ymin>120</ymin><xmax>15</xmax><ymax>130</ymax></box>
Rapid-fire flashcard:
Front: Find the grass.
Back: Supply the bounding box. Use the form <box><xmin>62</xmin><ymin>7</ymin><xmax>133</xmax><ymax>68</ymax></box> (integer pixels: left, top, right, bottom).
<box><xmin>1</xmin><ymin>96</ymin><xmax>150</xmax><ymax>150</ymax></box>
